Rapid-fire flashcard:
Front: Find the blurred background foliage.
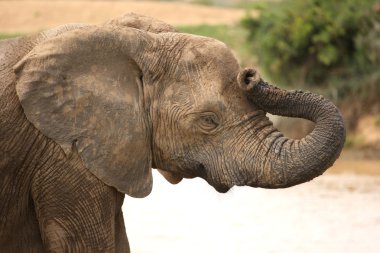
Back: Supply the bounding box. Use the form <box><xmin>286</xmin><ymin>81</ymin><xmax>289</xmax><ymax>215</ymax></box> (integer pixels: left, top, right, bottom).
<box><xmin>241</xmin><ymin>0</ymin><xmax>380</xmax><ymax>129</ymax></box>
<box><xmin>177</xmin><ymin>24</ymin><xmax>257</xmax><ymax>66</ymax></box>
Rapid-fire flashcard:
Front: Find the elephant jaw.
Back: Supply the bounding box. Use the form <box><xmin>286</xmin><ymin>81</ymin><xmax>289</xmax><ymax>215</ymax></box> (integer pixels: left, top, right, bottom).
<box><xmin>157</xmin><ymin>169</ymin><xmax>183</xmax><ymax>184</ymax></box>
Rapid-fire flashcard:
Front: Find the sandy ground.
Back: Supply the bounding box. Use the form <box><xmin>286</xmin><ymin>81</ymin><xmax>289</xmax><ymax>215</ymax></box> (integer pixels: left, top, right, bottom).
<box><xmin>0</xmin><ymin>0</ymin><xmax>252</xmax><ymax>33</ymax></box>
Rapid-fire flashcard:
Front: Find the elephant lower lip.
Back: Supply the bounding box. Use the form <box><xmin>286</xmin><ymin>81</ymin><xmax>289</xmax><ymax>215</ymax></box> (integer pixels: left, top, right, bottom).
<box><xmin>214</xmin><ymin>184</ymin><xmax>231</xmax><ymax>193</ymax></box>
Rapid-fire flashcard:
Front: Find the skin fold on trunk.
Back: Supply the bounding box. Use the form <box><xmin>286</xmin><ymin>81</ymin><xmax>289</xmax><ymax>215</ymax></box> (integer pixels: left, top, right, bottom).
<box><xmin>238</xmin><ymin>68</ymin><xmax>345</xmax><ymax>188</ymax></box>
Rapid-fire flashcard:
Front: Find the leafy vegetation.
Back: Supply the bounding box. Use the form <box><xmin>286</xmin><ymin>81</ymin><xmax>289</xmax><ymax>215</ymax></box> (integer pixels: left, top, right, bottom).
<box><xmin>242</xmin><ymin>0</ymin><xmax>380</xmax><ymax>114</ymax></box>
<box><xmin>177</xmin><ymin>24</ymin><xmax>256</xmax><ymax>67</ymax></box>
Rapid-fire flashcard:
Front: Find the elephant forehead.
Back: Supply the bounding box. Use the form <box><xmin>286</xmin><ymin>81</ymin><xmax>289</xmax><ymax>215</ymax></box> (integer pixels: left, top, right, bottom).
<box><xmin>171</xmin><ymin>58</ymin><xmax>238</xmax><ymax>93</ymax></box>
<box><xmin>175</xmin><ymin>35</ymin><xmax>240</xmax><ymax>78</ymax></box>
<box><xmin>164</xmin><ymin>76</ymin><xmax>225</xmax><ymax>104</ymax></box>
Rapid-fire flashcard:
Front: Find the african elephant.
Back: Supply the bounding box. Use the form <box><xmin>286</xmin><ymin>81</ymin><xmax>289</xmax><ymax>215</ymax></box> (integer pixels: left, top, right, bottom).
<box><xmin>0</xmin><ymin>13</ymin><xmax>345</xmax><ymax>252</ymax></box>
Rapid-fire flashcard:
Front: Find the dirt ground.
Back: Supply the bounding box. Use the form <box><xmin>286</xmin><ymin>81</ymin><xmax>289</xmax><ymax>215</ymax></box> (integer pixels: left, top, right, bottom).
<box><xmin>0</xmin><ymin>0</ymin><xmax>252</xmax><ymax>33</ymax></box>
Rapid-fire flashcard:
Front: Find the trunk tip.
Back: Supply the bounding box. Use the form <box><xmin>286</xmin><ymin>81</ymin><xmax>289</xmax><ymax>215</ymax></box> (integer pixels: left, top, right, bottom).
<box><xmin>237</xmin><ymin>67</ymin><xmax>261</xmax><ymax>91</ymax></box>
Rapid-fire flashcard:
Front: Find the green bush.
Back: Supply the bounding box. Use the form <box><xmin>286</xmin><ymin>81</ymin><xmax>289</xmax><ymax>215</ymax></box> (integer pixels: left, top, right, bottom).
<box><xmin>242</xmin><ymin>0</ymin><xmax>380</xmax><ymax>98</ymax></box>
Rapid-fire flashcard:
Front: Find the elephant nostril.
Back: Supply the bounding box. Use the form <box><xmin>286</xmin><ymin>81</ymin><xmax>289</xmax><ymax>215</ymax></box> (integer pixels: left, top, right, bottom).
<box><xmin>215</xmin><ymin>185</ymin><xmax>230</xmax><ymax>193</ymax></box>
<box><xmin>237</xmin><ymin>68</ymin><xmax>261</xmax><ymax>91</ymax></box>
<box><xmin>244</xmin><ymin>70</ymin><xmax>255</xmax><ymax>85</ymax></box>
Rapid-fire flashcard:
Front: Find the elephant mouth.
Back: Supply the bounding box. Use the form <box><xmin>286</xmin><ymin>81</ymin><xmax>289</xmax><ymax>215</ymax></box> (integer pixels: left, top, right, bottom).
<box><xmin>158</xmin><ymin>167</ymin><xmax>232</xmax><ymax>193</ymax></box>
<box><xmin>196</xmin><ymin>163</ymin><xmax>235</xmax><ymax>193</ymax></box>
<box><xmin>159</xmin><ymin>161</ymin><xmax>233</xmax><ymax>193</ymax></box>
<box><xmin>206</xmin><ymin>175</ymin><xmax>234</xmax><ymax>193</ymax></box>
<box><xmin>157</xmin><ymin>169</ymin><xmax>183</xmax><ymax>184</ymax></box>
<box><xmin>213</xmin><ymin>184</ymin><xmax>231</xmax><ymax>193</ymax></box>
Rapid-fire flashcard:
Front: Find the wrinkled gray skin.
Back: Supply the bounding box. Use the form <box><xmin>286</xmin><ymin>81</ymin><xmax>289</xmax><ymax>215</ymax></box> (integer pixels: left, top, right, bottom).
<box><xmin>0</xmin><ymin>13</ymin><xmax>345</xmax><ymax>252</ymax></box>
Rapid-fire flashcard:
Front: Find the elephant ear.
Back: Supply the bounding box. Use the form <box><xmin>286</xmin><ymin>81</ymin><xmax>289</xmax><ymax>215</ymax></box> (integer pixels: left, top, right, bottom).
<box><xmin>14</xmin><ymin>27</ymin><xmax>153</xmax><ymax>197</ymax></box>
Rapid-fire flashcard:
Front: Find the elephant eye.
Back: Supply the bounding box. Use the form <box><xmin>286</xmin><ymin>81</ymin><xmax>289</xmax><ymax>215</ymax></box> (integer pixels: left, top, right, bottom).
<box><xmin>198</xmin><ymin>112</ymin><xmax>220</xmax><ymax>132</ymax></box>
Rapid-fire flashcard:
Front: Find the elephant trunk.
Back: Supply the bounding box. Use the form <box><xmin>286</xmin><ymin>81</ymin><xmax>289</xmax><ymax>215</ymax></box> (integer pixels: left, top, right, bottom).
<box><xmin>238</xmin><ymin>68</ymin><xmax>345</xmax><ymax>188</ymax></box>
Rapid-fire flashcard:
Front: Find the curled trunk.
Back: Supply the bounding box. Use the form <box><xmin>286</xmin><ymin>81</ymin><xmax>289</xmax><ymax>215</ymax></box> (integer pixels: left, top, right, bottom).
<box><xmin>239</xmin><ymin>68</ymin><xmax>345</xmax><ymax>188</ymax></box>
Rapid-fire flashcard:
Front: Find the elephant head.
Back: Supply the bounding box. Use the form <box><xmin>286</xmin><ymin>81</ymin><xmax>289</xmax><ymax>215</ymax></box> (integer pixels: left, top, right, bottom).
<box><xmin>14</xmin><ymin>14</ymin><xmax>345</xmax><ymax>197</ymax></box>
<box><xmin>149</xmin><ymin>43</ymin><xmax>345</xmax><ymax>193</ymax></box>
